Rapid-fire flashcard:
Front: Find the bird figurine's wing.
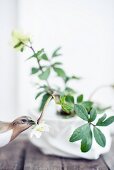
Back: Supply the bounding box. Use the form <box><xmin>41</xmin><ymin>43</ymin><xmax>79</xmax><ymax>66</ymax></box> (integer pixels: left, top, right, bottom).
<box><xmin>0</xmin><ymin>129</ymin><xmax>13</xmax><ymax>147</ymax></box>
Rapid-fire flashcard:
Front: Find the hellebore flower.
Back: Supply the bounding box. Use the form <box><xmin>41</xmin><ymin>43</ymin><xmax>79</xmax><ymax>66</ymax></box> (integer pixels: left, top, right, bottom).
<box><xmin>12</xmin><ymin>30</ymin><xmax>30</xmax><ymax>51</ymax></box>
<box><xmin>30</xmin><ymin>122</ymin><xmax>49</xmax><ymax>138</ymax></box>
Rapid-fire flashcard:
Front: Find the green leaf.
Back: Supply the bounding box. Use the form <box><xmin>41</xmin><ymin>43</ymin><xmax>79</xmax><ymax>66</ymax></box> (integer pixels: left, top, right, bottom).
<box><xmin>89</xmin><ymin>108</ymin><xmax>97</xmax><ymax>122</ymax></box>
<box><xmin>96</xmin><ymin>116</ymin><xmax>114</xmax><ymax>126</ymax></box>
<box><xmin>64</xmin><ymin>76</ymin><xmax>70</xmax><ymax>83</ymax></box>
<box><xmin>65</xmin><ymin>95</ymin><xmax>74</xmax><ymax>104</ymax></box>
<box><xmin>20</xmin><ymin>47</ymin><xmax>24</xmax><ymax>52</ymax></box>
<box><xmin>74</xmin><ymin>104</ymin><xmax>88</xmax><ymax>121</ymax></box>
<box><xmin>96</xmin><ymin>114</ymin><xmax>107</xmax><ymax>126</ymax></box>
<box><xmin>53</xmin><ymin>67</ymin><xmax>66</xmax><ymax>78</ymax></box>
<box><xmin>64</xmin><ymin>87</ymin><xmax>76</xmax><ymax>95</ymax></box>
<box><xmin>60</xmin><ymin>96</ymin><xmax>74</xmax><ymax>113</ymax></box>
<box><xmin>77</xmin><ymin>94</ymin><xmax>83</xmax><ymax>103</ymax></box>
<box><xmin>36</xmin><ymin>49</ymin><xmax>44</xmax><ymax>59</ymax></box>
<box><xmin>61</xmin><ymin>103</ymin><xmax>74</xmax><ymax>114</ymax></box>
<box><xmin>39</xmin><ymin>93</ymin><xmax>51</xmax><ymax>112</ymax></box>
<box><xmin>31</xmin><ymin>67</ymin><xmax>39</xmax><ymax>74</ymax></box>
<box><xmin>52</xmin><ymin>62</ymin><xmax>63</xmax><ymax>66</ymax></box>
<box><xmin>69</xmin><ymin>123</ymin><xmax>89</xmax><ymax>142</ymax></box>
<box><xmin>93</xmin><ymin>127</ymin><xmax>106</xmax><ymax>147</ymax></box>
<box><xmin>41</xmin><ymin>53</ymin><xmax>48</xmax><ymax>61</ymax></box>
<box><xmin>66</xmin><ymin>105</ymin><xmax>74</xmax><ymax>113</ymax></box>
<box><xmin>52</xmin><ymin>47</ymin><xmax>61</xmax><ymax>57</ymax></box>
<box><xmin>26</xmin><ymin>55</ymin><xmax>35</xmax><ymax>60</ymax></box>
<box><xmin>14</xmin><ymin>42</ymin><xmax>22</xmax><ymax>48</ymax></box>
<box><xmin>82</xmin><ymin>101</ymin><xmax>93</xmax><ymax>112</ymax></box>
<box><xmin>35</xmin><ymin>91</ymin><xmax>45</xmax><ymax>100</ymax></box>
<box><xmin>64</xmin><ymin>75</ymin><xmax>81</xmax><ymax>84</ymax></box>
<box><xmin>39</xmin><ymin>68</ymin><xmax>50</xmax><ymax>80</ymax></box>
<box><xmin>81</xmin><ymin>126</ymin><xmax>92</xmax><ymax>152</ymax></box>
<box><xmin>71</xmin><ymin>76</ymin><xmax>81</xmax><ymax>80</ymax></box>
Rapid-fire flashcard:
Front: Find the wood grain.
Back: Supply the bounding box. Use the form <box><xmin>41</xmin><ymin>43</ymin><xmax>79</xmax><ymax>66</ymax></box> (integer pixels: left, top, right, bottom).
<box><xmin>0</xmin><ymin>137</ymin><xmax>27</xmax><ymax>170</ymax></box>
<box><xmin>62</xmin><ymin>157</ymin><xmax>109</xmax><ymax>170</ymax></box>
<box><xmin>0</xmin><ymin>136</ymin><xmax>113</xmax><ymax>170</ymax></box>
<box><xmin>104</xmin><ymin>137</ymin><xmax>114</xmax><ymax>170</ymax></box>
<box><xmin>24</xmin><ymin>142</ymin><xmax>62</xmax><ymax>170</ymax></box>
<box><xmin>24</xmin><ymin>142</ymin><xmax>109</xmax><ymax>170</ymax></box>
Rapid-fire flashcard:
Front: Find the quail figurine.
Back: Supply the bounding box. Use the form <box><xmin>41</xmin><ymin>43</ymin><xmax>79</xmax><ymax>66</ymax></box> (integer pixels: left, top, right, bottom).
<box><xmin>0</xmin><ymin>116</ymin><xmax>35</xmax><ymax>147</ymax></box>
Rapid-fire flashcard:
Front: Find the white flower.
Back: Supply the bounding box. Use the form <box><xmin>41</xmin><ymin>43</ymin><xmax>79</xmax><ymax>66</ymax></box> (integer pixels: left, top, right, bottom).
<box><xmin>30</xmin><ymin>122</ymin><xmax>49</xmax><ymax>138</ymax></box>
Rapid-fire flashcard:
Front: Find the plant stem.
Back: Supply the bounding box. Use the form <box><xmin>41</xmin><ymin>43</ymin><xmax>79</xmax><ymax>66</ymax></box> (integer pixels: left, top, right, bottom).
<box><xmin>30</xmin><ymin>46</ymin><xmax>43</xmax><ymax>71</ymax></box>
<box><xmin>90</xmin><ymin>122</ymin><xmax>95</xmax><ymax>127</ymax></box>
<box><xmin>21</xmin><ymin>41</ymin><xmax>55</xmax><ymax>123</ymax></box>
<box><xmin>37</xmin><ymin>95</ymin><xmax>53</xmax><ymax>124</ymax></box>
<box><xmin>29</xmin><ymin>45</ymin><xmax>51</xmax><ymax>88</ymax></box>
<box><xmin>89</xmin><ymin>85</ymin><xmax>111</xmax><ymax>100</ymax></box>
<box><xmin>28</xmin><ymin>44</ymin><xmax>54</xmax><ymax>123</ymax></box>
<box><xmin>22</xmin><ymin>41</ymin><xmax>51</xmax><ymax>89</ymax></box>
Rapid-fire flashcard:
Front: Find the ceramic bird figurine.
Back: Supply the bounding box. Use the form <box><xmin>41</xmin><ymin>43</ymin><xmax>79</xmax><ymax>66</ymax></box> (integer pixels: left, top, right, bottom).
<box><xmin>0</xmin><ymin>116</ymin><xmax>35</xmax><ymax>147</ymax></box>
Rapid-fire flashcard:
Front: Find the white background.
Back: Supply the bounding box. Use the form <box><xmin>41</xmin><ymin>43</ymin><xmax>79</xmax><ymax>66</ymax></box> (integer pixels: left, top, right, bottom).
<box><xmin>0</xmin><ymin>0</ymin><xmax>114</xmax><ymax>120</ymax></box>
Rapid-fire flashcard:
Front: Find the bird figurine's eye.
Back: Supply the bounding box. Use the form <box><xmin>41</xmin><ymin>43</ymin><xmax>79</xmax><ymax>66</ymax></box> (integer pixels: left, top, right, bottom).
<box><xmin>21</xmin><ymin>119</ymin><xmax>27</xmax><ymax>123</ymax></box>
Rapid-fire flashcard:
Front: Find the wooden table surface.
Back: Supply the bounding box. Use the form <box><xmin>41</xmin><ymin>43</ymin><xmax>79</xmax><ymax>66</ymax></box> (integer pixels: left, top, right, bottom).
<box><xmin>0</xmin><ymin>136</ymin><xmax>113</xmax><ymax>170</ymax></box>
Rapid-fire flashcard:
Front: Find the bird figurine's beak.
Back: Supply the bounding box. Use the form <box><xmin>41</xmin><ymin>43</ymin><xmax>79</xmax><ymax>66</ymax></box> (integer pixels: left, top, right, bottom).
<box><xmin>27</xmin><ymin>117</ymin><xmax>36</xmax><ymax>125</ymax></box>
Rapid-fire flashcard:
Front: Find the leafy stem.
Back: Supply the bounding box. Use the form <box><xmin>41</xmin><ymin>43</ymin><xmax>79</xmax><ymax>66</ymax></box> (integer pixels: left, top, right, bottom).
<box><xmin>89</xmin><ymin>122</ymin><xmax>95</xmax><ymax>127</ymax></box>
<box><xmin>37</xmin><ymin>95</ymin><xmax>53</xmax><ymax>124</ymax></box>
<box><xmin>22</xmin><ymin>41</ymin><xmax>51</xmax><ymax>89</ymax></box>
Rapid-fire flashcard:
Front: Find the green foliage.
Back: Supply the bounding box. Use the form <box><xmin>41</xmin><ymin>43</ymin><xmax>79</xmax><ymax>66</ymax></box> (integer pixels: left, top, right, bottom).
<box><xmin>39</xmin><ymin>68</ymin><xmax>50</xmax><ymax>80</ymax></box>
<box><xmin>81</xmin><ymin>101</ymin><xmax>93</xmax><ymax>112</ymax></box>
<box><xmin>65</xmin><ymin>95</ymin><xmax>74</xmax><ymax>103</ymax></box>
<box><xmin>77</xmin><ymin>94</ymin><xmax>83</xmax><ymax>103</ymax></box>
<box><xmin>60</xmin><ymin>95</ymin><xmax>74</xmax><ymax>114</ymax></box>
<box><xmin>31</xmin><ymin>67</ymin><xmax>39</xmax><ymax>74</ymax></box>
<box><xmin>96</xmin><ymin>114</ymin><xmax>107</xmax><ymax>125</ymax></box>
<box><xmin>74</xmin><ymin>104</ymin><xmax>88</xmax><ymax>121</ymax></box>
<box><xmin>89</xmin><ymin>108</ymin><xmax>97</xmax><ymax>122</ymax></box>
<box><xmin>64</xmin><ymin>87</ymin><xmax>76</xmax><ymax>95</ymax></box>
<box><xmin>70</xmin><ymin>102</ymin><xmax>114</xmax><ymax>152</ymax></box>
<box><xmin>35</xmin><ymin>49</ymin><xmax>44</xmax><ymax>60</ymax></box>
<box><xmin>93</xmin><ymin>127</ymin><xmax>106</xmax><ymax>147</ymax></box>
<box><xmin>64</xmin><ymin>76</ymin><xmax>81</xmax><ymax>84</ymax></box>
<box><xmin>14</xmin><ymin>42</ymin><xmax>23</xmax><ymax>48</ymax></box>
<box><xmin>52</xmin><ymin>62</ymin><xmax>63</xmax><ymax>66</ymax></box>
<box><xmin>39</xmin><ymin>93</ymin><xmax>51</xmax><ymax>112</ymax></box>
<box><xmin>53</xmin><ymin>67</ymin><xmax>66</xmax><ymax>78</ymax></box>
<box><xmin>35</xmin><ymin>91</ymin><xmax>45</xmax><ymax>100</ymax></box>
<box><xmin>81</xmin><ymin>126</ymin><xmax>92</xmax><ymax>152</ymax></box>
<box><xmin>52</xmin><ymin>47</ymin><xmax>61</xmax><ymax>57</ymax></box>
<box><xmin>41</xmin><ymin>53</ymin><xmax>48</xmax><ymax>61</ymax></box>
<box><xmin>28</xmin><ymin>49</ymin><xmax>49</xmax><ymax>61</ymax></box>
<box><xmin>96</xmin><ymin>114</ymin><xmax>114</xmax><ymax>126</ymax></box>
<box><xmin>70</xmin><ymin>123</ymin><xmax>89</xmax><ymax>142</ymax></box>
<box><xmin>70</xmin><ymin>123</ymin><xmax>92</xmax><ymax>152</ymax></box>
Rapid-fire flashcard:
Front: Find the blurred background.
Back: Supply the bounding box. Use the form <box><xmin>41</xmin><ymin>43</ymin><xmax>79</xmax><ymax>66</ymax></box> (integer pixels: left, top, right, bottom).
<box><xmin>0</xmin><ymin>0</ymin><xmax>114</xmax><ymax>121</ymax></box>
